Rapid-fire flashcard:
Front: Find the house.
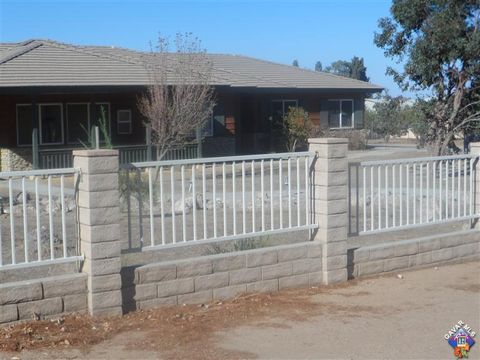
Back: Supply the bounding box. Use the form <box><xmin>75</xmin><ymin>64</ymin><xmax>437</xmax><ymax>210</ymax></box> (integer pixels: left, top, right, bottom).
<box><xmin>0</xmin><ymin>39</ymin><xmax>382</xmax><ymax>171</ymax></box>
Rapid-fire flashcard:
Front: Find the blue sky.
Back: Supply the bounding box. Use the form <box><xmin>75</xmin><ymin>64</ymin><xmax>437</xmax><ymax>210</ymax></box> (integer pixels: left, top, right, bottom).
<box><xmin>0</xmin><ymin>0</ymin><xmax>404</xmax><ymax>95</ymax></box>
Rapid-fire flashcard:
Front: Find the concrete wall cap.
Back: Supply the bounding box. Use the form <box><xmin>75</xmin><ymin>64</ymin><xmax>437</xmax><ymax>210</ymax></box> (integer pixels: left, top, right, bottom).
<box><xmin>308</xmin><ymin>138</ymin><xmax>349</xmax><ymax>145</ymax></box>
<box><xmin>72</xmin><ymin>149</ymin><xmax>119</xmax><ymax>157</ymax></box>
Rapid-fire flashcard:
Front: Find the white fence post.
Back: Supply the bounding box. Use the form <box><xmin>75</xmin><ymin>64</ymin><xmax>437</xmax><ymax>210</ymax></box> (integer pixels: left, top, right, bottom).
<box><xmin>471</xmin><ymin>142</ymin><xmax>480</xmax><ymax>229</ymax></box>
<box><xmin>74</xmin><ymin>149</ymin><xmax>122</xmax><ymax>316</ymax></box>
<box><xmin>309</xmin><ymin>138</ymin><xmax>348</xmax><ymax>284</ymax></box>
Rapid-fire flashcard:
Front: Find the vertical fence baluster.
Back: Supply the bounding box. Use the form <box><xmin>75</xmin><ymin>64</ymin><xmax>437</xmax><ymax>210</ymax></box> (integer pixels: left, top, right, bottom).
<box><xmin>420</xmin><ymin>163</ymin><xmax>423</xmax><ymax>224</ymax></box>
<box><xmin>271</xmin><ymin>159</ymin><xmax>274</xmax><ymax>229</ymax></box>
<box><xmin>463</xmin><ymin>159</ymin><xmax>467</xmax><ymax>216</ymax></box>
<box><xmin>213</xmin><ymin>163</ymin><xmax>217</xmax><ymax>238</ymax></box>
<box><xmin>363</xmin><ymin>167</ymin><xmax>366</xmax><ymax>232</ymax></box>
<box><xmin>22</xmin><ymin>177</ymin><xmax>29</xmax><ymax>262</ymax></box>
<box><xmin>192</xmin><ymin>165</ymin><xmax>197</xmax><ymax>241</ymax></box>
<box><xmin>181</xmin><ymin>165</ymin><xmax>186</xmax><ymax>242</ymax></box>
<box><xmin>433</xmin><ymin>161</ymin><xmax>437</xmax><ymax>222</ymax></box>
<box><xmin>241</xmin><ymin>161</ymin><xmax>246</xmax><ymax>234</ymax></box>
<box><xmin>399</xmin><ymin>164</ymin><xmax>403</xmax><ymax>226</ymax></box>
<box><xmin>469</xmin><ymin>158</ymin><xmax>473</xmax><ymax>216</ymax></box>
<box><xmin>426</xmin><ymin>162</ymin><xmax>430</xmax><ymax>222</ymax></box>
<box><xmin>160</xmin><ymin>167</ymin><xmax>165</xmax><ymax>245</ymax></box>
<box><xmin>9</xmin><ymin>178</ymin><xmax>15</xmax><ymax>264</ymax></box>
<box><xmin>60</xmin><ymin>175</ymin><xmax>67</xmax><ymax>258</ymax></box>
<box><xmin>406</xmin><ymin>164</ymin><xmax>410</xmax><ymax>225</ymax></box>
<box><xmin>48</xmin><ymin>176</ymin><xmax>54</xmax><ymax>259</ymax></box>
<box><xmin>0</xmin><ymin>224</ymin><xmax>2</xmax><ymax>266</ymax></box>
<box><xmin>171</xmin><ymin>166</ymin><xmax>176</xmax><ymax>244</ymax></box>
<box><xmin>457</xmin><ymin>159</ymin><xmax>461</xmax><ymax>217</ymax></box>
<box><xmin>385</xmin><ymin>165</ymin><xmax>389</xmax><ymax>229</ymax></box>
<box><xmin>439</xmin><ymin>161</ymin><xmax>443</xmax><ymax>220</ymax></box>
<box><xmin>279</xmin><ymin>159</ymin><xmax>283</xmax><ymax>229</ymax></box>
<box><xmin>232</xmin><ymin>162</ymin><xmax>237</xmax><ymax>235</ymax></box>
<box><xmin>445</xmin><ymin>160</ymin><xmax>449</xmax><ymax>219</ymax></box>
<box><xmin>251</xmin><ymin>161</ymin><xmax>255</xmax><ymax>233</ymax></box>
<box><xmin>149</xmin><ymin>168</ymin><xmax>155</xmax><ymax>246</ymax></box>
<box><xmin>377</xmin><ymin>165</ymin><xmax>381</xmax><ymax>229</ymax></box>
<box><xmin>413</xmin><ymin>163</ymin><xmax>416</xmax><ymax>224</ymax></box>
<box><xmin>35</xmin><ymin>177</ymin><xmax>41</xmax><ymax>261</ymax></box>
<box><xmin>370</xmin><ymin>166</ymin><xmax>374</xmax><ymax>230</ymax></box>
<box><xmin>296</xmin><ymin>157</ymin><xmax>300</xmax><ymax>227</ymax></box>
<box><xmin>305</xmin><ymin>156</ymin><xmax>309</xmax><ymax>226</ymax></box>
<box><xmin>222</xmin><ymin>163</ymin><xmax>227</xmax><ymax>237</ymax></box>
<box><xmin>392</xmin><ymin>165</ymin><xmax>396</xmax><ymax>227</ymax></box>
<box><xmin>451</xmin><ymin>160</ymin><xmax>455</xmax><ymax>217</ymax></box>
<box><xmin>287</xmin><ymin>158</ymin><xmax>292</xmax><ymax>228</ymax></box>
<box><xmin>261</xmin><ymin>160</ymin><xmax>266</xmax><ymax>231</ymax></box>
<box><xmin>202</xmin><ymin>164</ymin><xmax>207</xmax><ymax>239</ymax></box>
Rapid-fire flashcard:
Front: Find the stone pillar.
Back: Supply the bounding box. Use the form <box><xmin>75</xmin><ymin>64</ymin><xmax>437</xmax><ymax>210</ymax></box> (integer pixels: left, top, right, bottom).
<box><xmin>73</xmin><ymin>149</ymin><xmax>123</xmax><ymax>316</ymax></box>
<box><xmin>308</xmin><ymin>138</ymin><xmax>348</xmax><ymax>284</ymax></box>
<box><xmin>470</xmin><ymin>143</ymin><xmax>480</xmax><ymax>229</ymax></box>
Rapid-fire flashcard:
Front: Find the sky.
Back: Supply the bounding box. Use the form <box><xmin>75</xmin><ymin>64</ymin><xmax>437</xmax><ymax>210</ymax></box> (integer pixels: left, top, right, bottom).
<box><xmin>0</xmin><ymin>0</ymin><xmax>405</xmax><ymax>95</ymax></box>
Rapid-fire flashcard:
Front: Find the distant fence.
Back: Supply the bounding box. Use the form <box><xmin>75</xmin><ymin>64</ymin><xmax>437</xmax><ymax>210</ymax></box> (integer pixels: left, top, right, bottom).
<box><xmin>38</xmin><ymin>143</ymin><xmax>198</xmax><ymax>170</ymax></box>
<box><xmin>348</xmin><ymin>154</ymin><xmax>480</xmax><ymax>235</ymax></box>
<box><xmin>0</xmin><ymin>168</ymin><xmax>82</xmax><ymax>269</ymax></box>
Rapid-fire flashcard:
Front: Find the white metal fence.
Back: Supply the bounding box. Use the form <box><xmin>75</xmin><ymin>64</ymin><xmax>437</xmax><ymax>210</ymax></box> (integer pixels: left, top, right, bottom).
<box><xmin>121</xmin><ymin>152</ymin><xmax>316</xmax><ymax>249</ymax></box>
<box><xmin>0</xmin><ymin>168</ymin><xmax>81</xmax><ymax>269</ymax></box>
<box><xmin>349</xmin><ymin>154</ymin><xmax>479</xmax><ymax>235</ymax></box>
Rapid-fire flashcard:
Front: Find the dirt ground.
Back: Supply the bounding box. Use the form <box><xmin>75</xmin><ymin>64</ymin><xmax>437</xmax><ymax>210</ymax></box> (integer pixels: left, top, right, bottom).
<box><xmin>1</xmin><ymin>260</ymin><xmax>478</xmax><ymax>360</ymax></box>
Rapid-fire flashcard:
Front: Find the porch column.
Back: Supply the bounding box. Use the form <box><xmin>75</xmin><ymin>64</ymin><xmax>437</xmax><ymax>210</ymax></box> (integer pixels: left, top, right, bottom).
<box><xmin>471</xmin><ymin>143</ymin><xmax>480</xmax><ymax>229</ymax></box>
<box><xmin>74</xmin><ymin>149</ymin><xmax>123</xmax><ymax>316</ymax></box>
<box><xmin>308</xmin><ymin>138</ymin><xmax>349</xmax><ymax>284</ymax></box>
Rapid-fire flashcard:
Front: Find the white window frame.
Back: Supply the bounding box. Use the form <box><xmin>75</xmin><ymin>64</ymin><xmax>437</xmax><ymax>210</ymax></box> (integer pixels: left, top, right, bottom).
<box><xmin>66</xmin><ymin>103</ymin><xmax>90</xmax><ymax>144</ymax></box>
<box><xmin>272</xmin><ymin>99</ymin><xmax>299</xmax><ymax>117</ymax></box>
<box><xmin>327</xmin><ymin>99</ymin><xmax>354</xmax><ymax>129</ymax></box>
<box><xmin>117</xmin><ymin>109</ymin><xmax>132</xmax><ymax>135</ymax></box>
<box><xmin>38</xmin><ymin>103</ymin><xmax>64</xmax><ymax>145</ymax></box>
<box><xmin>202</xmin><ymin>115</ymin><xmax>214</xmax><ymax>137</ymax></box>
<box><xmin>16</xmin><ymin>103</ymin><xmax>34</xmax><ymax>147</ymax></box>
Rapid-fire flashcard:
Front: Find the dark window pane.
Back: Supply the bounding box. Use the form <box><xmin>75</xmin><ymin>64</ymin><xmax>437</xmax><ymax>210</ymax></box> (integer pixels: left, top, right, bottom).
<box><xmin>67</xmin><ymin>104</ymin><xmax>89</xmax><ymax>143</ymax></box>
<box><xmin>40</xmin><ymin>105</ymin><xmax>63</xmax><ymax>144</ymax></box>
<box><xmin>271</xmin><ymin>100</ymin><xmax>284</xmax><ymax>130</ymax></box>
<box><xmin>117</xmin><ymin>110</ymin><xmax>132</xmax><ymax>135</ymax></box>
<box><xmin>17</xmin><ymin>105</ymin><xmax>34</xmax><ymax>145</ymax></box>
<box><xmin>283</xmin><ymin>100</ymin><xmax>298</xmax><ymax>114</ymax></box>
<box><xmin>328</xmin><ymin>101</ymin><xmax>340</xmax><ymax>128</ymax></box>
<box><xmin>341</xmin><ymin>100</ymin><xmax>353</xmax><ymax>128</ymax></box>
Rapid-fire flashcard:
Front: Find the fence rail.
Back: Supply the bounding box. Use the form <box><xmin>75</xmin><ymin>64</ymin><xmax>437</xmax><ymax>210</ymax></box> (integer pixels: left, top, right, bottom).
<box><xmin>349</xmin><ymin>154</ymin><xmax>479</xmax><ymax>235</ymax></box>
<box><xmin>37</xmin><ymin>143</ymin><xmax>199</xmax><ymax>169</ymax></box>
<box><xmin>0</xmin><ymin>168</ymin><xmax>81</xmax><ymax>269</ymax></box>
<box><xmin>121</xmin><ymin>151</ymin><xmax>316</xmax><ymax>249</ymax></box>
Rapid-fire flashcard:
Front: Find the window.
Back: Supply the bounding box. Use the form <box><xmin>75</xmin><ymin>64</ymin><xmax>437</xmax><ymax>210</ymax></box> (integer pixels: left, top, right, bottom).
<box><xmin>328</xmin><ymin>99</ymin><xmax>354</xmax><ymax>129</ymax></box>
<box><xmin>271</xmin><ymin>99</ymin><xmax>298</xmax><ymax>130</ymax></box>
<box><xmin>202</xmin><ymin>116</ymin><xmax>214</xmax><ymax>137</ymax></box>
<box><xmin>16</xmin><ymin>104</ymin><xmax>34</xmax><ymax>146</ymax></box>
<box><xmin>66</xmin><ymin>103</ymin><xmax>89</xmax><ymax>144</ymax></box>
<box><xmin>117</xmin><ymin>109</ymin><xmax>132</xmax><ymax>134</ymax></box>
<box><xmin>39</xmin><ymin>104</ymin><xmax>63</xmax><ymax>144</ymax></box>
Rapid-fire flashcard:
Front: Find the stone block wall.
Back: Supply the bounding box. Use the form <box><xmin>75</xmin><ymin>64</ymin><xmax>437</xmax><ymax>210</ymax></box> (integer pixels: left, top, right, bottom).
<box><xmin>131</xmin><ymin>242</ymin><xmax>322</xmax><ymax>309</ymax></box>
<box><xmin>0</xmin><ymin>147</ymin><xmax>33</xmax><ymax>172</ymax></box>
<box><xmin>351</xmin><ymin>230</ymin><xmax>480</xmax><ymax>278</ymax></box>
<box><xmin>0</xmin><ymin>273</ymin><xmax>87</xmax><ymax>324</ymax></box>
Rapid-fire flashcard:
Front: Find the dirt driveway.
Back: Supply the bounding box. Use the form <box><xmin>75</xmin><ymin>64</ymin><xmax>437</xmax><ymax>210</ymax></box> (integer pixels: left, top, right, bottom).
<box><xmin>1</xmin><ymin>260</ymin><xmax>478</xmax><ymax>360</ymax></box>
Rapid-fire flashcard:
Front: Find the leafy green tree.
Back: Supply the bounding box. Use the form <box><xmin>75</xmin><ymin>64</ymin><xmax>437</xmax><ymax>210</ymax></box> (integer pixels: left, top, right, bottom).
<box><xmin>365</xmin><ymin>95</ymin><xmax>411</xmax><ymax>141</ymax></box>
<box><xmin>350</xmin><ymin>56</ymin><xmax>369</xmax><ymax>82</ymax></box>
<box><xmin>325</xmin><ymin>60</ymin><xmax>351</xmax><ymax>77</ymax></box>
<box><xmin>282</xmin><ymin>106</ymin><xmax>313</xmax><ymax>152</ymax></box>
<box><xmin>374</xmin><ymin>0</ymin><xmax>480</xmax><ymax>154</ymax></box>
<box><xmin>292</xmin><ymin>59</ymin><xmax>299</xmax><ymax>67</ymax></box>
<box><xmin>324</xmin><ymin>57</ymin><xmax>369</xmax><ymax>81</ymax></box>
<box><xmin>315</xmin><ymin>61</ymin><xmax>323</xmax><ymax>72</ymax></box>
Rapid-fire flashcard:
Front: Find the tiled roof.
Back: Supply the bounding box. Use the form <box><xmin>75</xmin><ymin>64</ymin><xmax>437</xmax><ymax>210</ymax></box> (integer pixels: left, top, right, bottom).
<box><xmin>0</xmin><ymin>39</ymin><xmax>383</xmax><ymax>91</ymax></box>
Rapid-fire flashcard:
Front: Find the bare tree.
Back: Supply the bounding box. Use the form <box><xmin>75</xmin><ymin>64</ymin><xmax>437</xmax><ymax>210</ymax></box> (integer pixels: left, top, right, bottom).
<box><xmin>138</xmin><ymin>33</ymin><xmax>216</xmax><ymax>160</ymax></box>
